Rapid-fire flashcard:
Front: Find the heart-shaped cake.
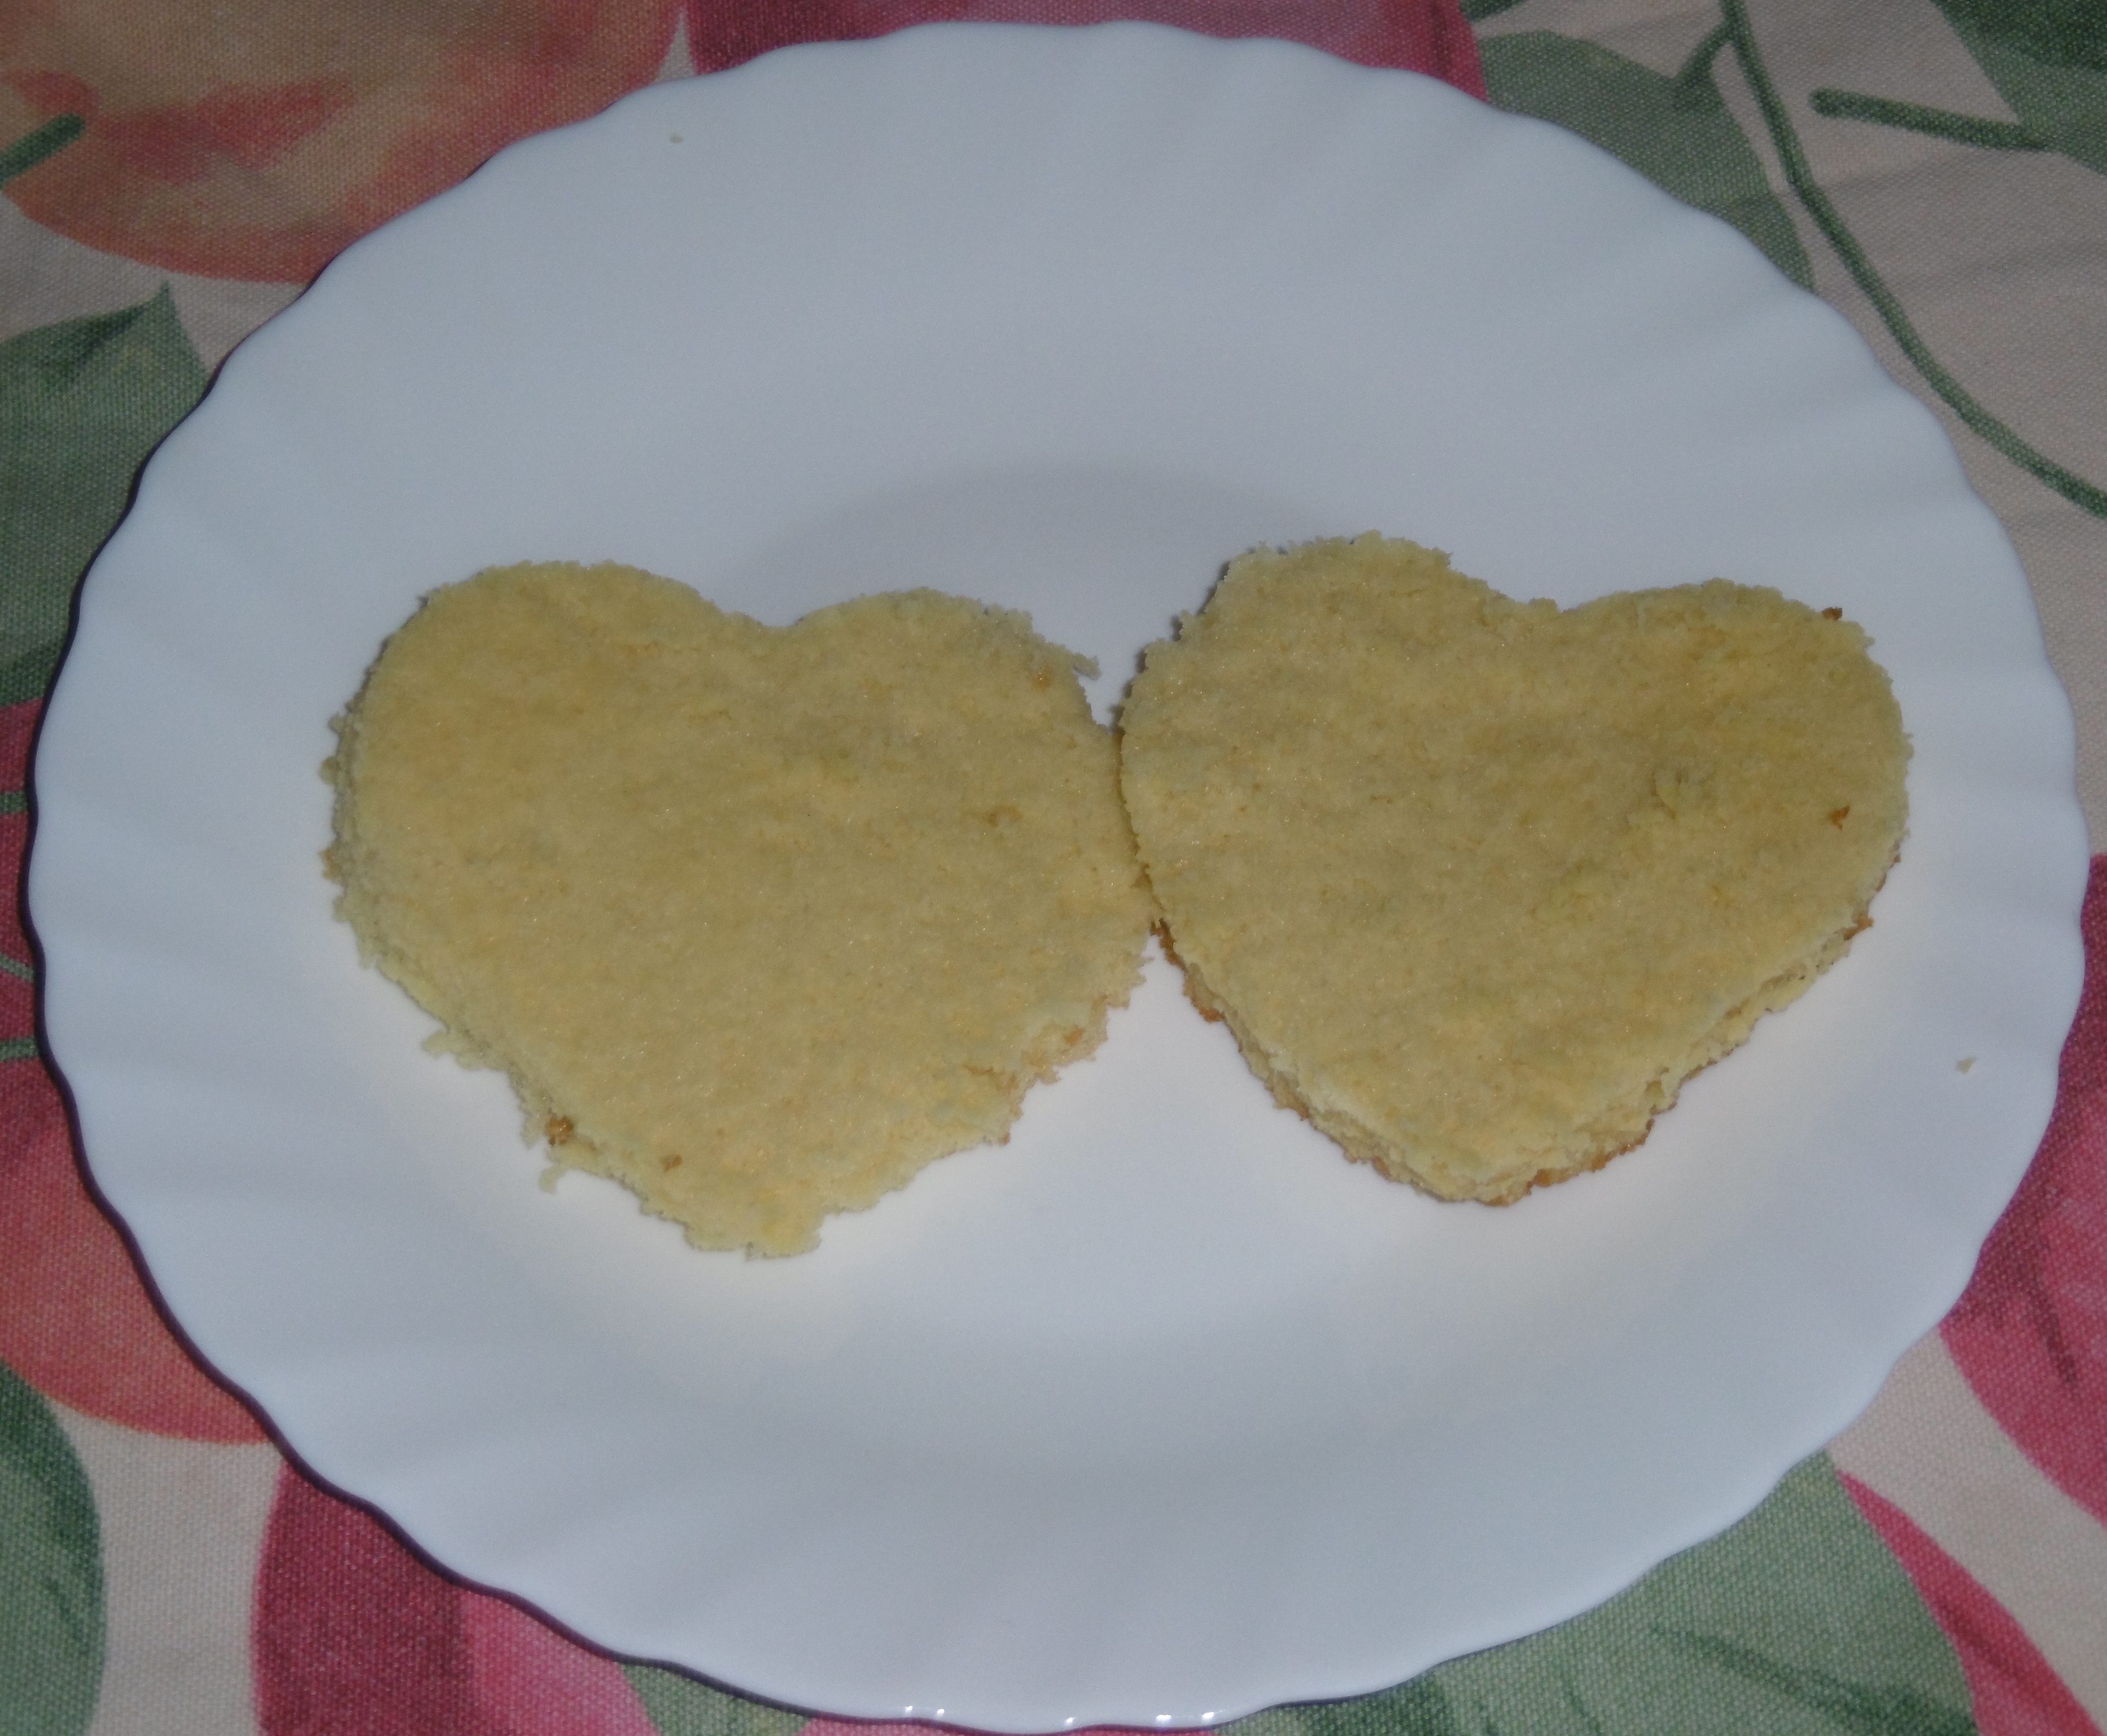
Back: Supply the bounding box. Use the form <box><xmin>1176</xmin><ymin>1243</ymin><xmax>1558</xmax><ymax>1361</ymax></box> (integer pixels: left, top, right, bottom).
<box><xmin>1118</xmin><ymin>535</ymin><xmax>1909</xmax><ymax>1204</ymax></box>
<box><xmin>327</xmin><ymin>562</ymin><xmax>1155</xmax><ymax>1255</ymax></box>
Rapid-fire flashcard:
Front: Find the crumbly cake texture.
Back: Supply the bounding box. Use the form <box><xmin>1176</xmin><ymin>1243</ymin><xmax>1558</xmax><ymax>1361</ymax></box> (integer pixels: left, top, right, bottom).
<box><xmin>327</xmin><ymin>562</ymin><xmax>1155</xmax><ymax>1256</ymax></box>
<box><xmin>1118</xmin><ymin>535</ymin><xmax>1909</xmax><ymax>1205</ymax></box>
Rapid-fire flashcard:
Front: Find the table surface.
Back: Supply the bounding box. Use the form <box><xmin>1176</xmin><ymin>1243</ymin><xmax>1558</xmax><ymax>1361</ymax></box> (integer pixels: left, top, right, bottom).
<box><xmin>3</xmin><ymin>3</ymin><xmax>2104</xmax><ymax>1734</ymax></box>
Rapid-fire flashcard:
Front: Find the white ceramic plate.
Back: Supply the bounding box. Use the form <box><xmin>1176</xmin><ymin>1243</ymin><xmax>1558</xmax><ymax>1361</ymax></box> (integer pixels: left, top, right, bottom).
<box><xmin>29</xmin><ymin>23</ymin><xmax>2088</xmax><ymax>1732</ymax></box>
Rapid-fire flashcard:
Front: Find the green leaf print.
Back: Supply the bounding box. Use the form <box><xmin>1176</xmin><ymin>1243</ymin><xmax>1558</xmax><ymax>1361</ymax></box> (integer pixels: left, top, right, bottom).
<box><xmin>1807</xmin><ymin>90</ymin><xmax>2051</xmax><ymax>153</ymax></box>
<box><xmin>0</xmin><ymin>289</ymin><xmax>209</xmax><ymax>707</ymax></box>
<box><xmin>1942</xmin><ymin>0</ymin><xmax>2107</xmax><ymax>69</ymax></box>
<box><xmin>0</xmin><ymin>1359</ymin><xmax>104</xmax><ymax>1736</ymax></box>
<box><xmin>1719</xmin><ymin>0</ymin><xmax>2107</xmax><ymax>518</ymax></box>
<box><xmin>1932</xmin><ymin>0</ymin><xmax>2107</xmax><ymax>174</ymax></box>
<box><xmin>1245</xmin><ymin>1676</ymin><xmax>1467</xmax><ymax>1736</ymax></box>
<box><xmin>0</xmin><ymin>117</ymin><xmax>84</xmax><ymax>188</ymax></box>
<box><xmin>1247</xmin><ymin>1457</ymin><xmax>1974</xmax><ymax>1736</ymax></box>
<box><xmin>1477</xmin><ymin>30</ymin><xmax>1814</xmax><ymax>288</ymax></box>
<box><xmin>626</xmin><ymin>1664</ymin><xmax>808</xmax><ymax>1736</ymax></box>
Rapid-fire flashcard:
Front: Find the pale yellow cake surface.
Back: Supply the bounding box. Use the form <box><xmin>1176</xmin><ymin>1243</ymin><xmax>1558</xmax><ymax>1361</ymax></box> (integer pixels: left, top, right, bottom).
<box><xmin>1118</xmin><ymin>535</ymin><xmax>1910</xmax><ymax>1204</ymax></box>
<box><xmin>327</xmin><ymin>562</ymin><xmax>1155</xmax><ymax>1256</ymax></box>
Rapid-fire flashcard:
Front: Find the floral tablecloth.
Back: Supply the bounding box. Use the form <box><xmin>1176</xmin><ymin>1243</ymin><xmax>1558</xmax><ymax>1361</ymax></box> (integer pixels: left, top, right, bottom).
<box><xmin>5</xmin><ymin>2</ymin><xmax>2105</xmax><ymax>1733</ymax></box>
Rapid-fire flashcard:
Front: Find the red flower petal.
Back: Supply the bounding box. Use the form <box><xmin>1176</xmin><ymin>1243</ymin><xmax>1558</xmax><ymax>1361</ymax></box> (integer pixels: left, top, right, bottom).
<box><xmin>1</xmin><ymin>0</ymin><xmax>683</xmax><ymax>282</ymax></box>
<box><xmin>1943</xmin><ymin>856</ymin><xmax>2107</xmax><ymax>1528</ymax></box>
<box><xmin>254</xmin><ymin>1466</ymin><xmax>654</xmax><ymax>1736</ymax></box>
<box><xmin>685</xmin><ymin>0</ymin><xmax>1486</xmax><ymax>94</ymax></box>
<box><xmin>0</xmin><ymin>1060</ymin><xmax>266</xmax><ymax>1441</ymax></box>
<box><xmin>97</xmin><ymin>81</ymin><xmax>355</xmax><ymax>185</ymax></box>
<box><xmin>3</xmin><ymin>697</ymin><xmax>263</xmax><ymax>1441</ymax></box>
<box><xmin>1839</xmin><ymin>1473</ymin><xmax>2101</xmax><ymax>1736</ymax></box>
<box><xmin>461</xmin><ymin>1595</ymin><xmax>661</xmax><ymax>1736</ymax></box>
